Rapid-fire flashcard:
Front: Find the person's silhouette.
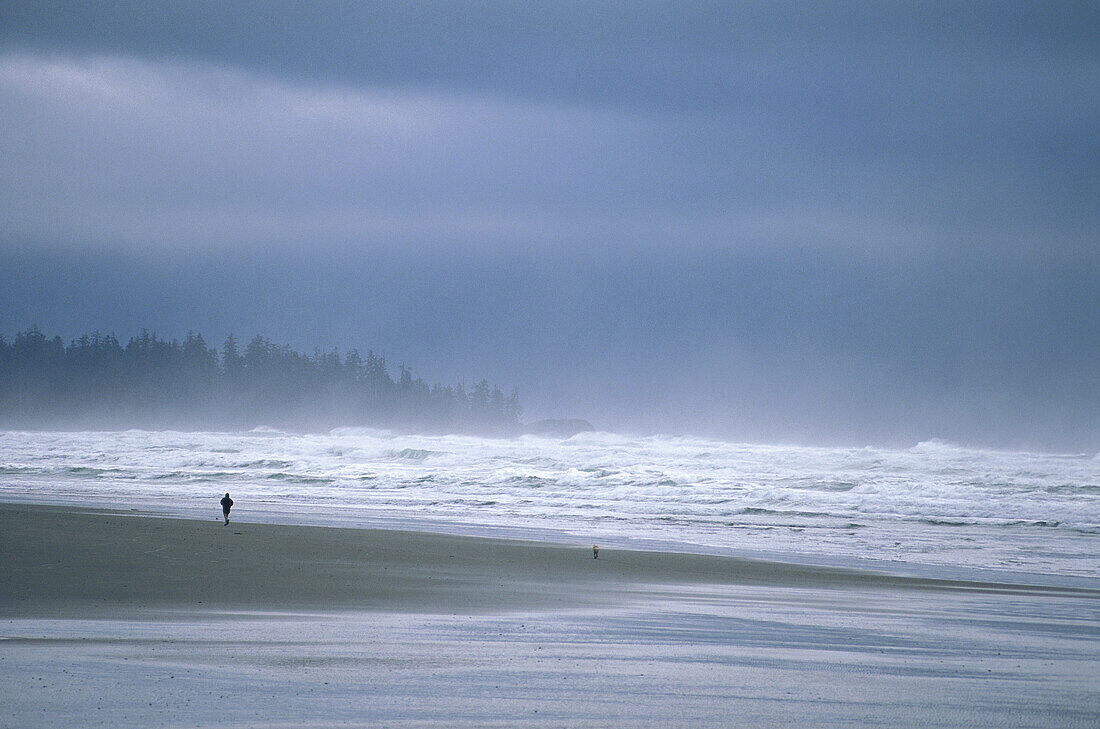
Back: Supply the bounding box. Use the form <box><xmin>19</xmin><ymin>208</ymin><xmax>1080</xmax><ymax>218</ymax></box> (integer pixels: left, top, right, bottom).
<box><xmin>220</xmin><ymin>492</ymin><xmax>233</xmax><ymax>525</ymax></box>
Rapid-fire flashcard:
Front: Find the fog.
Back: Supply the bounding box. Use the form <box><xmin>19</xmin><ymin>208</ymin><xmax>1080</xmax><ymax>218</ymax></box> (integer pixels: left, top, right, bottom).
<box><xmin>3</xmin><ymin>244</ymin><xmax>1095</xmax><ymax>451</ymax></box>
<box><xmin>1</xmin><ymin>2</ymin><xmax>1097</xmax><ymax>451</ymax></box>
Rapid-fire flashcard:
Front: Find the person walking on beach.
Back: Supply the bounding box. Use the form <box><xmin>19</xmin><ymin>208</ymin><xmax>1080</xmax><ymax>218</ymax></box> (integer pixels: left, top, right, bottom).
<box><xmin>220</xmin><ymin>492</ymin><xmax>233</xmax><ymax>525</ymax></box>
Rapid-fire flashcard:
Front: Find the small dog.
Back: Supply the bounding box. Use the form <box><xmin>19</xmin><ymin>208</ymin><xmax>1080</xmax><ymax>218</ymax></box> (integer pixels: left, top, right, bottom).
<box><xmin>593</xmin><ymin>544</ymin><xmax>600</xmax><ymax>559</ymax></box>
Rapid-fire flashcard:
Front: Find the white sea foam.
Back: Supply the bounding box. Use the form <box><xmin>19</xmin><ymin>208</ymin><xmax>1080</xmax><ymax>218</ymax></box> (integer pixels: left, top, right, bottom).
<box><xmin>1</xmin><ymin>429</ymin><xmax>1097</xmax><ymax>577</ymax></box>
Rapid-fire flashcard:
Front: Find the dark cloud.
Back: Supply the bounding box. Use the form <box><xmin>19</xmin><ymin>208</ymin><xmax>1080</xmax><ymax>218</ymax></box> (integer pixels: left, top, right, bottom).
<box><xmin>1</xmin><ymin>47</ymin><xmax>1094</xmax><ymax>257</ymax></box>
<box><xmin>2</xmin><ymin>2</ymin><xmax>1096</xmax><ymax>256</ymax></box>
<box><xmin>3</xmin><ymin>2</ymin><xmax>1096</xmax><ymax>108</ymax></box>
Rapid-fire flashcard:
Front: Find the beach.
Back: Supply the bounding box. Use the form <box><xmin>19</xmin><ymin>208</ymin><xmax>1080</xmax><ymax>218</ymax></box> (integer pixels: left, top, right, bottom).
<box><xmin>2</xmin><ymin>503</ymin><xmax>1098</xmax><ymax>728</ymax></box>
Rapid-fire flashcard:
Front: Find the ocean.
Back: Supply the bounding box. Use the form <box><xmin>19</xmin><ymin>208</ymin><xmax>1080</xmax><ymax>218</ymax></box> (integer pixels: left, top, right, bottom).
<box><xmin>1</xmin><ymin>428</ymin><xmax>1096</xmax><ymax>582</ymax></box>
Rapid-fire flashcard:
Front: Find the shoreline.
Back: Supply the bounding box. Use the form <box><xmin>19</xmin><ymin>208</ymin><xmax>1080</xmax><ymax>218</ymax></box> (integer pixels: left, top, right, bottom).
<box><xmin>4</xmin><ymin>502</ymin><xmax>1099</xmax><ymax>728</ymax></box>
<box><xmin>4</xmin><ymin>427</ymin><xmax>1096</xmax><ymax>586</ymax></box>
<box><xmin>4</xmin><ymin>493</ymin><xmax>1097</xmax><ymax>590</ymax></box>
<box><xmin>2</xmin><ymin>503</ymin><xmax>1094</xmax><ymax>618</ymax></box>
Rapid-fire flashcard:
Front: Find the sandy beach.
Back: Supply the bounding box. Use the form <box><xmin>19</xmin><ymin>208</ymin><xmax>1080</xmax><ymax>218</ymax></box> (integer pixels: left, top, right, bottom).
<box><xmin>2</xmin><ymin>503</ymin><xmax>1099</xmax><ymax>728</ymax></box>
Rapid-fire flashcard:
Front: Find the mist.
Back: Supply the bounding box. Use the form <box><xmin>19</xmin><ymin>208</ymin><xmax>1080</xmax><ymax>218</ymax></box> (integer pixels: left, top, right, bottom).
<box><xmin>1</xmin><ymin>2</ymin><xmax>1097</xmax><ymax>451</ymax></box>
<box><xmin>2</xmin><ymin>242</ymin><xmax>1095</xmax><ymax>451</ymax></box>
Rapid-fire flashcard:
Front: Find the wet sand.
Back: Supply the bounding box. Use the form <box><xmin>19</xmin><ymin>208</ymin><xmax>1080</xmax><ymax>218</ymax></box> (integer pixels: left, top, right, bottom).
<box><xmin>2</xmin><ymin>503</ymin><xmax>1099</xmax><ymax>727</ymax></box>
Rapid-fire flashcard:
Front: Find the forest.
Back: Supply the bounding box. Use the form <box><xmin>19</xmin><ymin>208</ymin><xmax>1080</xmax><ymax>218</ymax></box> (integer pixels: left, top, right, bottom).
<box><xmin>0</xmin><ymin>327</ymin><xmax>522</xmax><ymax>434</ymax></box>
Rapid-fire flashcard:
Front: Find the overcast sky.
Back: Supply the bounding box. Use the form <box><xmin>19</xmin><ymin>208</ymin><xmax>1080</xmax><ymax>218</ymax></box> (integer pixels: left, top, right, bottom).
<box><xmin>1</xmin><ymin>2</ymin><xmax>1097</xmax><ymax>450</ymax></box>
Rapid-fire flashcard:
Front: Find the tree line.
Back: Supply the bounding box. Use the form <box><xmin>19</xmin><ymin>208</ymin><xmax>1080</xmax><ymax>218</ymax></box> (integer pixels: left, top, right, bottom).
<box><xmin>0</xmin><ymin>327</ymin><xmax>521</xmax><ymax>433</ymax></box>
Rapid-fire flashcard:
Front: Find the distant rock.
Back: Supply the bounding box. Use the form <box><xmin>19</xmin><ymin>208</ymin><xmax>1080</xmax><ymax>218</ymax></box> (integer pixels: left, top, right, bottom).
<box><xmin>523</xmin><ymin>418</ymin><xmax>595</xmax><ymax>438</ymax></box>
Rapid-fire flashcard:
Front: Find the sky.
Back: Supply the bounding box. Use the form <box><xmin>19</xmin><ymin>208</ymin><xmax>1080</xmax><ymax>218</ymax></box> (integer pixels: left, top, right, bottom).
<box><xmin>1</xmin><ymin>2</ymin><xmax>1097</xmax><ymax>450</ymax></box>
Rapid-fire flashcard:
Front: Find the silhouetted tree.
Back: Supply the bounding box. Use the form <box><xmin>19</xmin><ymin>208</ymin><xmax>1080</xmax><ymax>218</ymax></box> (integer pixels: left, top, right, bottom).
<box><xmin>0</xmin><ymin>327</ymin><xmax>522</xmax><ymax>433</ymax></box>
<box><xmin>221</xmin><ymin>334</ymin><xmax>244</xmax><ymax>381</ymax></box>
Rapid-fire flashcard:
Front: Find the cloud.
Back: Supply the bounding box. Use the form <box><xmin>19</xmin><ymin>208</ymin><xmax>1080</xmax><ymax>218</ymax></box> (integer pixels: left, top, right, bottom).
<box><xmin>0</xmin><ymin>5</ymin><xmax>1097</xmax><ymax>450</ymax></box>
<box><xmin>1</xmin><ymin>45</ymin><xmax>1095</xmax><ymax>259</ymax></box>
<box><xmin>0</xmin><ymin>53</ymin><xmax>721</xmax><ymax>251</ymax></box>
<box><xmin>4</xmin><ymin>2</ymin><xmax>1097</xmax><ymax>109</ymax></box>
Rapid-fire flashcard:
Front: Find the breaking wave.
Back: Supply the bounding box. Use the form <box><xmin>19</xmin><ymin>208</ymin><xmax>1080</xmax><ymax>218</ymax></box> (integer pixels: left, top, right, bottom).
<box><xmin>0</xmin><ymin>428</ymin><xmax>1097</xmax><ymax>577</ymax></box>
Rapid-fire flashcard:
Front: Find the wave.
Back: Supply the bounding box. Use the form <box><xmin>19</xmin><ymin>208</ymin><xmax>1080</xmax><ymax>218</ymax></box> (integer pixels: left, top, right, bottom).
<box><xmin>62</xmin><ymin>466</ymin><xmax>127</xmax><ymax>477</ymax></box>
<box><xmin>737</xmin><ymin>507</ymin><xmax>835</xmax><ymax>519</ymax></box>
<box><xmin>919</xmin><ymin>518</ymin><xmax>973</xmax><ymax>527</ymax></box>
<box><xmin>788</xmin><ymin>479</ymin><xmax>858</xmax><ymax>492</ymax></box>
<box><xmin>3</xmin><ymin>428</ymin><xmax>1097</xmax><ymax>578</ymax></box>
<box><xmin>264</xmin><ymin>473</ymin><xmax>335</xmax><ymax>484</ymax></box>
<box><xmin>911</xmin><ymin>437</ymin><xmax>1093</xmax><ymax>460</ymax></box>
<box><xmin>329</xmin><ymin>427</ymin><xmax>395</xmax><ymax>439</ymax></box>
<box><xmin>149</xmin><ymin>470</ymin><xmax>243</xmax><ymax>482</ymax></box>
<box><xmin>918</xmin><ymin>517</ymin><xmax>1072</xmax><ymax>529</ymax></box>
<box><xmin>234</xmin><ymin>459</ymin><xmax>294</xmax><ymax>469</ymax></box>
<box><xmin>563</xmin><ymin>430</ymin><xmax>638</xmax><ymax>445</ymax></box>
<box><xmin>388</xmin><ymin>448</ymin><xmax>445</xmax><ymax>461</ymax></box>
<box><xmin>505</xmin><ymin>475</ymin><xmax>553</xmax><ymax>487</ymax></box>
<box><xmin>909</xmin><ymin>438</ymin><xmax>977</xmax><ymax>456</ymax></box>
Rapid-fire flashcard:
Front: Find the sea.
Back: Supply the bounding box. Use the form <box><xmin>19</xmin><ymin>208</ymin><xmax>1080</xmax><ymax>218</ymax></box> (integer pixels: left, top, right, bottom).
<box><xmin>2</xmin><ymin>428</ymin><xmax>1097</xmax><ymax>584</ymax></box>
